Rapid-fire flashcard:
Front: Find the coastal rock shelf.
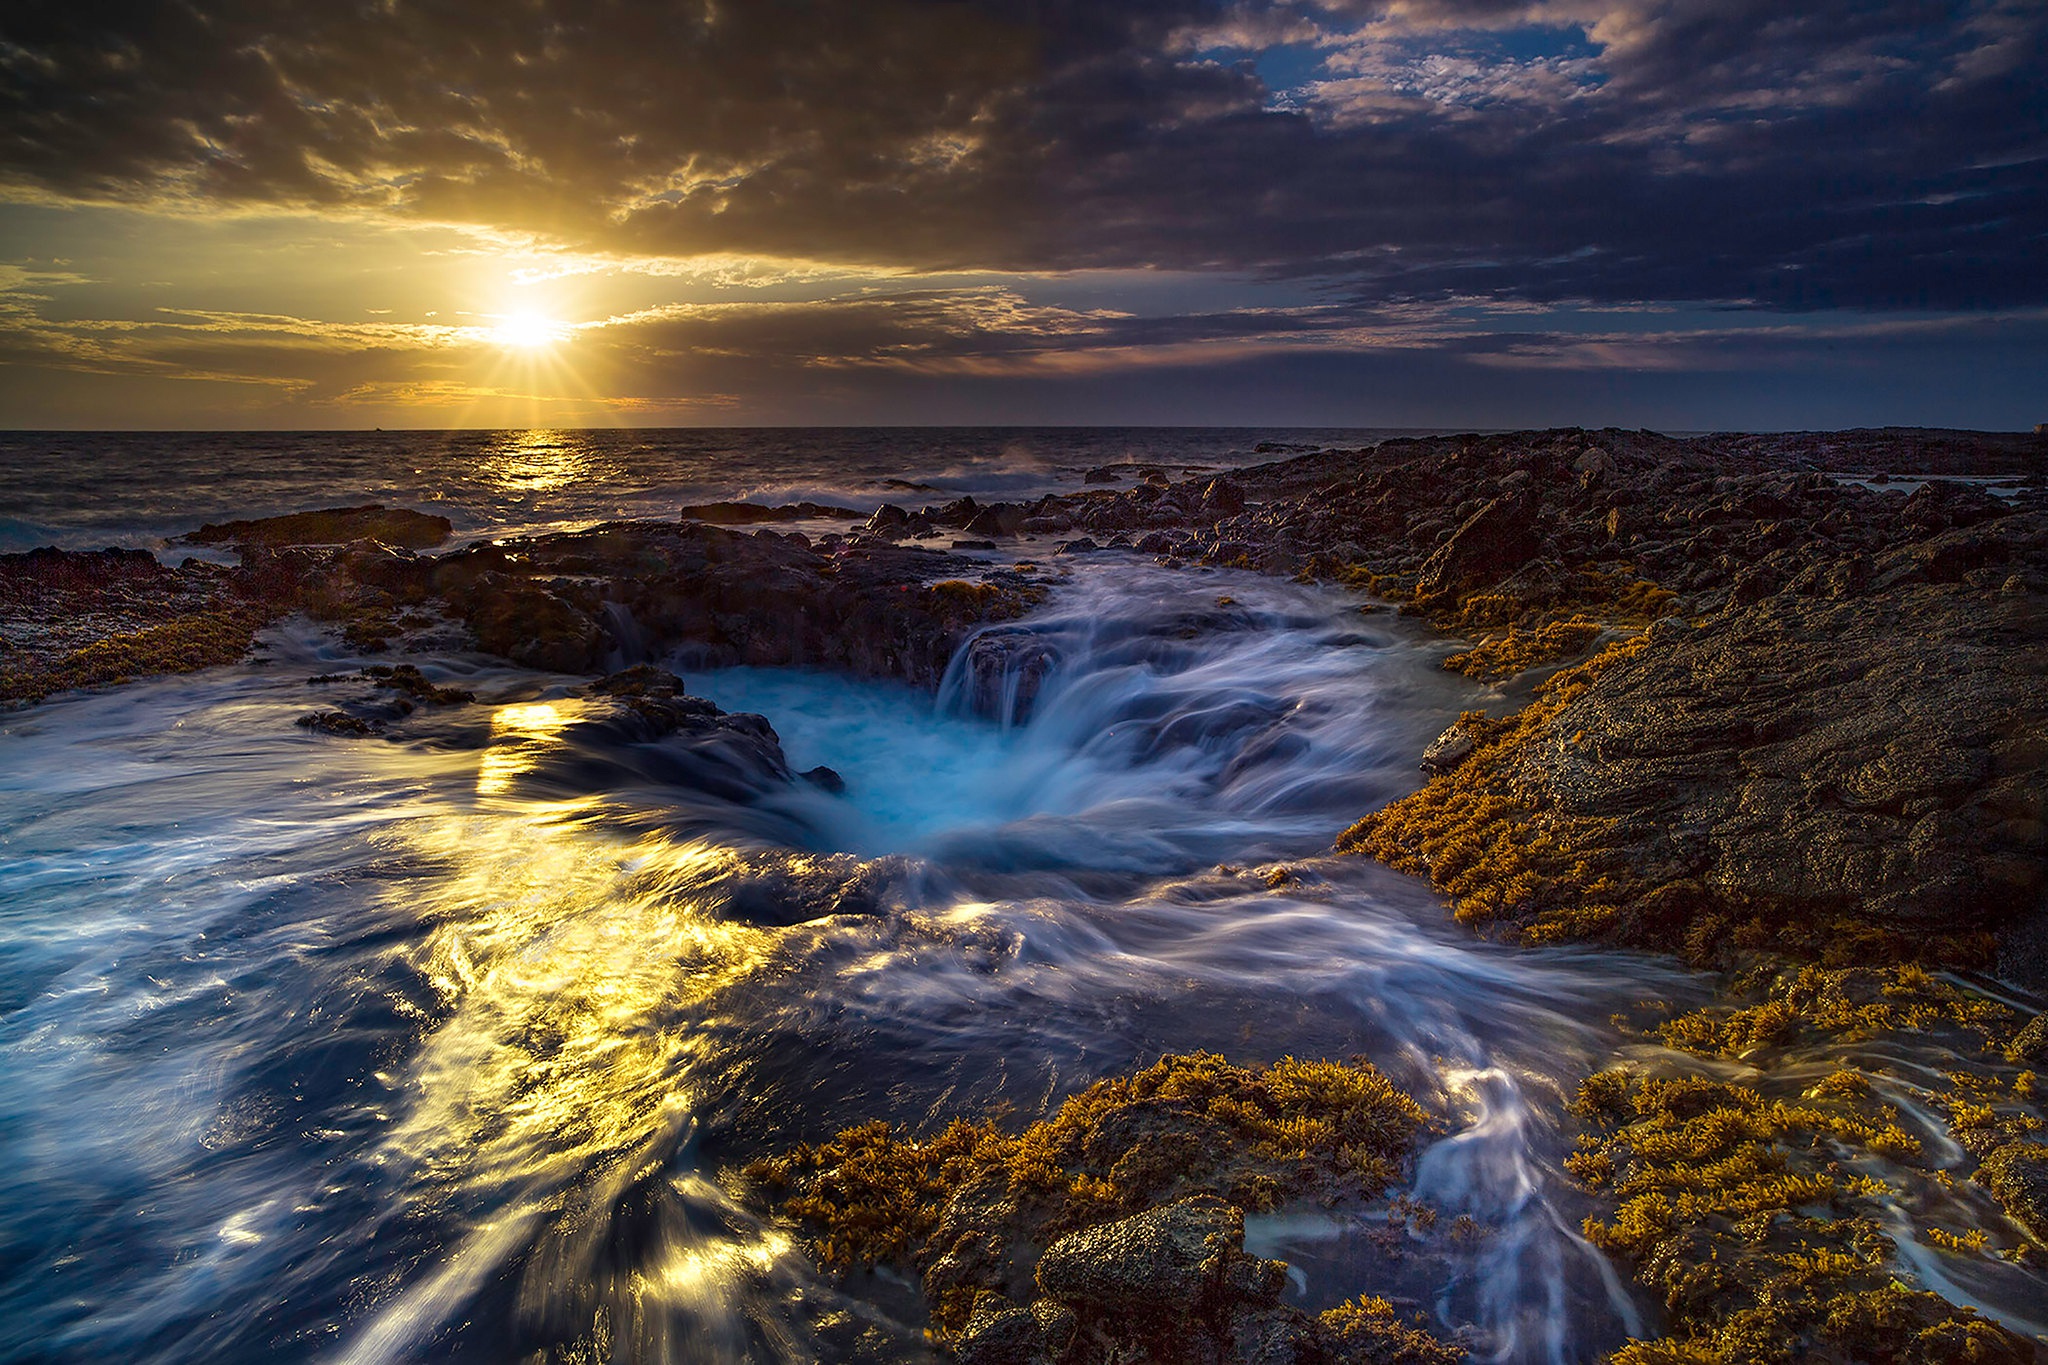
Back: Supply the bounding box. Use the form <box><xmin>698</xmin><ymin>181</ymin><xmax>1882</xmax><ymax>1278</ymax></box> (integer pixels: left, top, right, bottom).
<box><xmin>2</xmin><ymin>426</ymin><xmax>2045</xmax><ymax>1363</ymax></box>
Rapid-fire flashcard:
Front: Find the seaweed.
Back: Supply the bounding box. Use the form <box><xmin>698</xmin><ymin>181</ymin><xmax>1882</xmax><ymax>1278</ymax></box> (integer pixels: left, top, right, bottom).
<box><xmin>1571</xmin><ymin>1069</ymin><xmax>2035</xmax><ymax>1364</ymax></box>
<box><xmin>746</xmin><ymin>1052</ymin><xmax>1444</xmax><ymax>1353</ymax></box>
<box><xmin>1317</xmin><ymin>1295</ymin><xmax>1463</xmax><ymax>1364</ymax></box>
<box><xmin>1440</xmin><ymin>617</ymin><xmax>1603</xmax><ymax>682</ymax></box>
<box><xmin>3</xmin><ymin>606</ymin><xmax>271</xmax><ymax>703</ymax></box>
<box><xmin>1337</xmin><ymin>637</ymin><xmax>1649</xmax><ymax>944</ymax></box>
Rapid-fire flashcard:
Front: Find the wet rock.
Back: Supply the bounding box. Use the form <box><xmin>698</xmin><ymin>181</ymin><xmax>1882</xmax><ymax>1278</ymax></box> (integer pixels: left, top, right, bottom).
<box><xmin>453</xmin><ymin>579</ymin><xmax>605</xmax><ymax>673</ymax></box>
<box><xmin>184</xmin><ymin>504</ymin><xmax>452</xmax><ymax>550</ymax></box>
<box><xmin>966</xmin><ymin>503</ymin><xmax>1028</xmax><ymax>537</ymax></box>
<box><xmin>591</xmin><ymin>663</ymin><xmax>688</xmax><ymax>699</ymax></box>
<box><xmin>678</xmin><ymin>500</ymin><xmax>862</xmax><ymax>524</ymax></box>
<box><xmin>296</xmin><ymin>710</ymin><xmax>380</xmax><ymax>736</ymax></box>
<box><xmin>1976</xmin><ymin>1142</ymin><xmax>2048</xmax><ymax>1245</ymax></box>
<box><xmin>364</xmin><ymin>663</ymin><xmax>473</xmax><ymax>705</ymax></box>
<box><xmin>864</xmin><ymin>503</ymin><xmax>910</xmax><ymax>534</ymax></box>
<box><xmin>1083</xmin><ymin>466</ymin><xmax>1122</xmax><ymax>484</ymax></box>
<box><xmin>697</xmin><ymin>851</ymin><xmax>911</xmax><ymax>924</ymax></box>
<box><xmin>1037</xmin><ymin>1196</ymin><xmax>1241</xmax><ymax>1311</ymax></box>
<box><xmin>0</xmin><ymin>547</ymin><xmax>275</xmax><ymax>704</ymax></box>
<box><xmin>954</xmin><ymin>626</ymin><xmax>1059</xmax><ymax>725</ymax></box>
<box><xmin>1201</xmin><ymin>478</ymin><xmax>1246</xmax><ymax>516</ymax></box>
<box><xmin>2009</xmin><ymin>1013</ymin><xmax>2048</xmax><ymax>1065</ymax></box>
<box><xmin>954</xmin><ymin>1304</ymin><xmax>1045</xmax><ymax>1365</ymax></box>
<box><xmin>1419</xmin><ymin>719</ymin><xmax>1478</xmax><ymax>775</ymax></box>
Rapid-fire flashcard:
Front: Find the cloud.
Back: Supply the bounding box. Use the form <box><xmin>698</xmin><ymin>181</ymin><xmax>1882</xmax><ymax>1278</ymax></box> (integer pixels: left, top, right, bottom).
<box><xmin>0</xmin><ymin>0</ymin><xmax>2040</xmax><ymax>314</ymax></box>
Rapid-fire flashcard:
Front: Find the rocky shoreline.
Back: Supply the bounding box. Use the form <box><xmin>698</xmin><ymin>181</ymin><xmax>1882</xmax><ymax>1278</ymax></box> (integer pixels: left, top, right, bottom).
<box><xmin>3</xmin><ymin>427</ymin><xmax>2045</xmax><ymax>1362</ymax></box>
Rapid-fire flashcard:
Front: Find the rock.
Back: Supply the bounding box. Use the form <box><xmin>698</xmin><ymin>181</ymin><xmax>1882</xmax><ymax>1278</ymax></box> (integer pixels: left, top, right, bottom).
<box><xmin>1420</xmin><ymin>719</ymin><xmax>1478</xmax><ymax>775</ymax></box>
<box><xmin>1036</xmin><ymin>1196</ymin><xmax>1241</xmax><ymax>1311</ymax></box>
<box><xmin>952</xmin><ymin>539</ymin><xmax>998</xmax><ymax>551</ymax></box>
<box><xmin>365</xmin><ymin>663</ymin><xmax>473</xmax><ymax>705</ymax></box>
<box><xmin>296</xmin><ymin>710</ymin><xmax>379</xmax><ymax>736</ymax></box>
<box><xmin>2010</xmin><ymin>1014</ymin><xmax>2048</xmax><ymax>1066</ymax></box>
<box><xmin>1414</xmin><ymin>495</ymin><xmax>1543</xmax><ymax>601</ymax></box>
<box><xmin>1977</xmin><ymin>1142</ymin><xmax>2048</xmax><ymax>1245</ymax></box>
<box><xmin>1083</xmin><ymin>466</ymin><xmax>1122</xmax><ymax>484</ymax></box>
<box><xmin>1054</xmin><ymin>538</ymin><xmax>1099</xmax><ymax>555</ymax></box>
<box><xmin>591</xmin><ymin>664</ymin><xmax>689</xmax><ymax>699</ymax></box>
<box><xmin>865</xmin><ymin>504</ymin><xmax>910</xmax><ymax>533</ymax></box>
<box><xmin>678</xmin><ymin>500</ymin><xmax>862</xmax><ymax>524</ymax></box>
<box><xmin>1900</xmin><ymin>479</ymin><xmax>2006</xmax><ymax>532</ymax></box>
<box><xmin>953</xmin><ymin>627</ymin><xmax>1059</xmax><ymax>725</ymax></box>
<box><xmin>1504</xmin><ymin>581</ymin><xmax>2048</xmax><ymax>943</ymax></box>
<box><xmin>966</xmin><ymin>503</ymin><xmax>1028</xmax><ymax>537</ymax></box>
<box><xmin>953</xmin><ymin>1305</ymin><xmax>1045</xmax><ymax>1365</ymax></box>
<box><xmin>453</xmin><ymin>580</ymin><xmax>604</xmax><ymax>673</ymax></box>
<box><xmin>184</xmin><ymin>504</ymin><xmax>452</xmax><ymax>550</ymax></box>
<box><xmin>1201</xmin><ymin>478</ymin><xmax>1246</xmax><ymax>516</ymax></box>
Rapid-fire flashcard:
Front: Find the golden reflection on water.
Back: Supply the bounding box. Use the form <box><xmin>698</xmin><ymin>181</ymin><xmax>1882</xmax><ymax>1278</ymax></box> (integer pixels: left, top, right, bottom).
<box><xmin>347</xmin><ymin>808</ymin><xmax>790</xmax><ymax>1362</ymax></box>
<box><xmin>477</xmin><ymin>701</ymin><xmax>571</xmax><ymax>797</ymax></box>
<box><xmin>476</xmin><ymin>430</ymin><xmax>611</xmax><ymax>494</ymax></box>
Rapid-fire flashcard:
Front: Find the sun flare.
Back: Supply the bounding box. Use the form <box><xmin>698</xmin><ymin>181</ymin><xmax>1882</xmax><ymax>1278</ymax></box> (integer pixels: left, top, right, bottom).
<box><xmin>489</xmin><ymin>311</ymin><xmax>567</xmax><ymax>349</ymax></box>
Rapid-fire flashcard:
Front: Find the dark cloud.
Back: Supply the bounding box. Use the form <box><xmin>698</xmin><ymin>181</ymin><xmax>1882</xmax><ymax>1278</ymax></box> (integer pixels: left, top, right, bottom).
<box><xmin>1</xmin><ymin>0</ymin><xmax>2043</xmax><ymax>310</ymax></box>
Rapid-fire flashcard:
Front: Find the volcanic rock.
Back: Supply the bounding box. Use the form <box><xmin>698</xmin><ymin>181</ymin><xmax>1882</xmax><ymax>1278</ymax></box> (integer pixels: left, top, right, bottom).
<box><xmin>184</xmin><ymin>504</ymin><xmax>452</xmax><ymax>550</ymax></box>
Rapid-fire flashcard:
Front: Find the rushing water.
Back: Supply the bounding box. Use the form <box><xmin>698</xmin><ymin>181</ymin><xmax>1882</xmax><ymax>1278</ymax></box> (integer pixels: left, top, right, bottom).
<box><xmin>0</xmin><ymin>553</ymin><xmax>1708</xmax><ymax>1365</ymax></box>
<box><xmin>4</xmin><ymin>431</ymin><xmax>2043</xmax><ymax>1363</ymax></box>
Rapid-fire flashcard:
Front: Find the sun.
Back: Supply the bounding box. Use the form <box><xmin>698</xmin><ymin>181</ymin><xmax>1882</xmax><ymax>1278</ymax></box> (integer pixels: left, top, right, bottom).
<box><xmin>489</xmin><ymin>310</ymin><xmax>568</xmax><ymax>349</ymax></box>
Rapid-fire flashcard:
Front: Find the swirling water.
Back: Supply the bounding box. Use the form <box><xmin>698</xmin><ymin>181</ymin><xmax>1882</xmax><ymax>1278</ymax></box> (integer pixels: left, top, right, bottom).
<box><xmin>1</xmin><ymin>553</ymin><xmax>1711</xmax><ymax>1365</ymax></box>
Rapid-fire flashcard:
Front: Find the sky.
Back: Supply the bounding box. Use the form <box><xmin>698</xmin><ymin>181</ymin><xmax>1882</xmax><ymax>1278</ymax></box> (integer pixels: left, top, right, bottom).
<box><xmin>0</xmin><ymin>0</ymin><xmax>2043</xmax><ymax>431</ymax></box>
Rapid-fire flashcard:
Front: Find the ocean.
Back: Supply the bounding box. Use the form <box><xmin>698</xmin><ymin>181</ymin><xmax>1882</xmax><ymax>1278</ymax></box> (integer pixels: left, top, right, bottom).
<box><xmin>0</xmin><ymin>427</ymin><xmax>1416</xmax><ymax>554</ymax></box>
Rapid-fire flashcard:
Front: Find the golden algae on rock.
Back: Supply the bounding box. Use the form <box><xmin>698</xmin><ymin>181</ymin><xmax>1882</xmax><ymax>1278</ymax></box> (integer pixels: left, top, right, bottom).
<box><xmin>1570</xmin><ymin>1067</ymin><xmax>2035</xmax><ymax>1364</ymax></box>
<box><xmin>5</xmin><ymin>605</ymin><xmax>271</xmax><ymax>703</ymax></box>
<box><xmin>1570</xmin><ymin>968</ymin><xmax>2048</xmax><ymax>1363</ymax></box>
<box><xmin>1440</xmin><ymin>616</ymin><xmax>1604</xmax><ymax>682</ymax></box>
<box><xmin>745</xmin><ymin>1051</ymin><xmax>1461</xmax><ymax>1360</ymax></box>
<box><xmin>1337</xmin><ymin>636</ymin><xmax>1650</xmax><ymax>945</ymax></box>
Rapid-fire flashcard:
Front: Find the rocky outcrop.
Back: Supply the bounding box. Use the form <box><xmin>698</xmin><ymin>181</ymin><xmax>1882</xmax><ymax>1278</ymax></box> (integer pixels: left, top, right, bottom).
<box><xmin>677</xmin><ymin>500</ymin><xmax>863</xmax><ymax>524</ymax></box>
<box><xmin>1977</xmin><ymin>1143</ymin><xmax>2048</xmax><ymax>1246</ymax></box>
<box><xmin>4</xmin><ymin>516</ymin><xmax>1043</xmax><ymax>703</ymax></box>
<box><xmin>1</xmin><ymin>546</ymin><xmax>275</xmax><ymax>704</ymax></box>
<box><xmin>1505</xmin><ymin>583</ymin><xmax>2046</xmax><ymax>945</ymax></box>
<box><xmin>747</xmin><ymin>1052</ymin><xmax>1455</xmax><ymax>1363</ymax></box>
<box><xmin>947</xmin><ymin>1197</ymin><xmax>1451</xmax><ymax>1365</ymax></box>
<box><xmin>1192</xmin><ymin>428</ymin><xmax>2048</xmax><ymax>980</ymax></box>
<box><xmin>183</xmin><ymin>503</ymin><xmax>452</xmax><ymax>549</ymax></box>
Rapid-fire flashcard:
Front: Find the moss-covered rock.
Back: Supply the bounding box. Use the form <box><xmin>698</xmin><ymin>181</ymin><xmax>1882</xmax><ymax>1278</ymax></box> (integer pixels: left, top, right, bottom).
<box><xmin>745</xmin><ymin>1052</ymin><xmax>1455</xmax><ymax>1360</ymax></box>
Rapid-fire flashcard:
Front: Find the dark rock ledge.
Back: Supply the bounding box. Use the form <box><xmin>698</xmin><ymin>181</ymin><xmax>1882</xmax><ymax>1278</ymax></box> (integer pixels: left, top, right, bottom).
<box><xmin>1</xmin><ymin>510</ymin><xmax>1044</xmax><ymax>705</ymax></box>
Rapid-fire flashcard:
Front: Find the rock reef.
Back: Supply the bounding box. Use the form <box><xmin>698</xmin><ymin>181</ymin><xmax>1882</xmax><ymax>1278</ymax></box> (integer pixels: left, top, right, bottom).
<box><xmin>746</xmin><ymin>1051</ymin><xmax>1458</xmax><ymax>1364</ymax></box>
